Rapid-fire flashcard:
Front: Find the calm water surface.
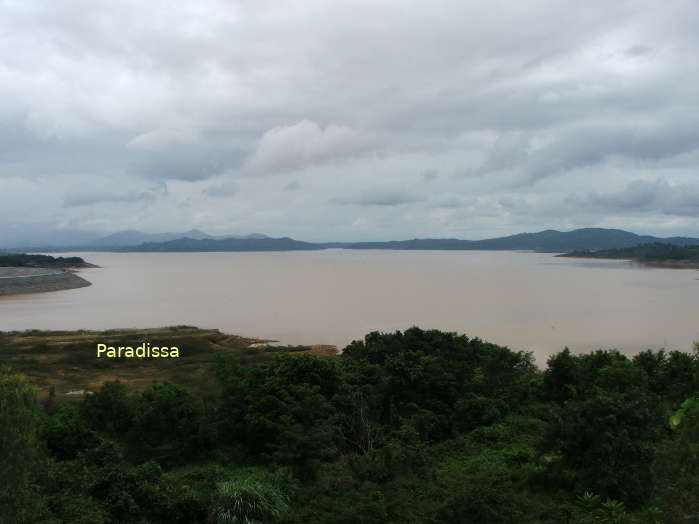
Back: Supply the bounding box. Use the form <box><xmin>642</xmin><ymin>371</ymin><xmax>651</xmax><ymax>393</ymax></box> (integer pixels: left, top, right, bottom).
<box><xmin>1</xmin><ymin>250</ymin><xmax>698</xmax><ymax>363</ymax></box>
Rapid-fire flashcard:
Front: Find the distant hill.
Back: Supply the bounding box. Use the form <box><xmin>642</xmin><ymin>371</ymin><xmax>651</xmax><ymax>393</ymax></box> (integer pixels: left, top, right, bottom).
<box><xmin>128</xmin><ymin>236</ymin><xmax>323</xmax><ymax>252</ymax></box>
<box><xmin>89</xmin><ymin>229</ymin><xmax>269</xmax><ymax>247</ymax></box>
<box><xmin>325</xmin><ymin>228</ymin><xmax>699</xmax><ymax>252</ymax></box>
<box><xmin>89</xmin><ymin>229</ymin><xmax>212</xmax><ymax>247</ymax></box>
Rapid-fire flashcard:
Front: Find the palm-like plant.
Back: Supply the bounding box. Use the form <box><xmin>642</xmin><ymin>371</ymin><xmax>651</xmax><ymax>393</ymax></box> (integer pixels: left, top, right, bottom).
<box><xmin>210</xmin><ymin>478</ymin><xmax>289</xmax><ymax>524</ymax></box>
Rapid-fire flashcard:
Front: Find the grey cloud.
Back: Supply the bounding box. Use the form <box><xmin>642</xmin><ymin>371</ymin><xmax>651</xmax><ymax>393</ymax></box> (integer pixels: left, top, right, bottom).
<box><xmin>127</xmin><ymin>126</ymin><xmax>201</xmax><ymax>151</ymax></box>
<box><xmin>421</xmin><ymin>170</ymin><xmax>439</xmax><ymax>182</ymax></box>
<box><xmin>132</xmin><ymin>150</ymin><xmax>238</xmax><ymax>181</ymax></box>
<box><xmin>480</xmin><ymin>132</ymin><xmax>531</xmax><ymax>173</ymax></box>
<box><xmin>497</xmin><ymin>197</ymin><xmax>532</xmax><ymax>213</ymax></box>
<box><xmin>428</xmin><ymin>194</ymin><xmax>476</xmax><ymax>209</ymax></box>
<box><xmin>1</xmin><ymin>1</ymin><xmax>699</xmax><ymax>239</ymax></box>
<box><xmin>332</xmin><ymin>188</ymin><xmax>424</xmax><ymax>207</ymax></box>
<box><xmin>63</xmin><ymin>190</ymin><xmax>155</xmax><ymax>208</ymax></box>
<box><xmin>624</xmin><ymin>44</ymin><xmax>653</xmax><ymax>56</ymax></box>
<box><xmin>567</xmin><ymin>179</ymin><xmax>699</xmax><ymax>217</ymax></box>
<box><xmin>509</xmin><ymin>118</ymin><xmax>699</xmax><ymax>183</ymax></box>
<box><xmin>203</xmin><ymin>181</ymin><xmax>238</xmax><ymax>198</ymax></box>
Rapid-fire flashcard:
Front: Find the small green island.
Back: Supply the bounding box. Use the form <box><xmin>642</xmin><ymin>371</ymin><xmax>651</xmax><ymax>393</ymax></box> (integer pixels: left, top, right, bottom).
<box><xmin>559</xmin><ymin>242</ymin><xmax>699</xmax><ymax>268</ymax></box>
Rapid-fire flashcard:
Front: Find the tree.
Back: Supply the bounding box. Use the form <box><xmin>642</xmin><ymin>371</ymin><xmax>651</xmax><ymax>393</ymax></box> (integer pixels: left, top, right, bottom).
<box><xmin>0</xmin><ymin>369</ymin><xmax>45</xmax><ymax>523</ymax></box>
<box><xmin>341</xmin><ymin>327</ymin><xmax>537</xmax><ymax>439</ymax></box>
<box><xmin>218</xmin><ymin>355</ymin><xmax>341</xmax><ymax>477</ymax></box>
<box><xmin>81</xmin><ymin>380</ymin><xmax>135</xmax><ymax>434</ymax></box>
<box><xmin>133</xmin><ymin>382</ymin><xmax>206</xmax><ymax>461</ymax></box>
<box><xmin>651</xmin><ymin>397</ymin><xmax>699</xmax><ymax>521</ymax></box>
<box><xmin>549</xmin><ymin>387</ymin><xmax>663</xmax><ymax>506</ymax></box>
<box><xmin>43</xmin><ymin>401</ymin><xmax>101</xmax><ymax>460</ymax></box>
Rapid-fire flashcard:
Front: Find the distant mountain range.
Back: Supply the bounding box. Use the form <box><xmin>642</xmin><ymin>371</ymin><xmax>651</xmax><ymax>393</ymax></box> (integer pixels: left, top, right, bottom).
<box><xmin>1</xmin><ymin>229</ymin><xmax>269</xmax><ymax>250</ymax></box>
<box><xmin>88</xmin><ymin>229</ymin><xmax>268</xmax><ymax>248</ymax></box>
<box><xmin>6</xmin><ymin>227</ymin><xmax>699</xmax><ymax>253</ymax></box>
<box><xmin>323</xmin><ymin>228</ymin><xmax>699</xmax><ymax>252</ymax></box>
<box><xmin>129</xmin><ymin>236</ymin><xmax>322</xmax><ymax>252</ymax></box>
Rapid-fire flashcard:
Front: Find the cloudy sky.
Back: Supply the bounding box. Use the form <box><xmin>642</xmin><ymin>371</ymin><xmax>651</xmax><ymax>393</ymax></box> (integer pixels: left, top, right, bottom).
<box><xmin>1</xmin><ymin>0</ymin><xmax>698</xmax><ymax>242</ymax></box>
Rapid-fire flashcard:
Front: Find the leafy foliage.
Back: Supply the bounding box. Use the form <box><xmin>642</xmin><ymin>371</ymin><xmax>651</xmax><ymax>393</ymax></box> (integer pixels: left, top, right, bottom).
<box><xmin>0</xmin><ymin>368</ymin><xmax>45</xmax><ymax>523</ymax></box>
<box><xmin>3</xmin><ymin>329</ymin><xmax>698</xmax><ymax>522</ymax></box>
<box><xmin>211</xmin><ymin>478</ymin><xmax>289</xmax><ymax>523</ymax></box>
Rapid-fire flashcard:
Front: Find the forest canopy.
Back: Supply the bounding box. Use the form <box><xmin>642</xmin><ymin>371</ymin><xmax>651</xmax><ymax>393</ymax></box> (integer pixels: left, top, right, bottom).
<box><xmin>1</xmin><ymin>328</ymin><xmax>698</xmax><ymax>523</ymax></box>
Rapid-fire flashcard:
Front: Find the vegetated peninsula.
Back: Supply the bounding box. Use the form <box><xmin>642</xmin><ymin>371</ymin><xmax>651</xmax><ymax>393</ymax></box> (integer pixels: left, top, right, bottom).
<box><xmin>0</xmin><ymin>253</ymin><xmax>96</xmax><ymax>268</ymax></box>
<box><xmin>559</xmin><ymin>242</ymin><xmax>699</xmax><ymax>268</ymax></box>
<box><xmin>0</xmin><ymin>253</ymin><xmax>95</xmax><ymax>296</ymax></box>
<box><xmin>2</xmin><ymin>325</ymin><xmax>697</xmax><ymax>522</ymax></box>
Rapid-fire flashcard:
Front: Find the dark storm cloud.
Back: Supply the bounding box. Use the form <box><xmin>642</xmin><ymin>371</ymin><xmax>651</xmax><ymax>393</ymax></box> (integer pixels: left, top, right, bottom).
<box><xmin>1</xmin><ymin>1</ymin><xmax>698</xmax><ymax>239</ymax></box>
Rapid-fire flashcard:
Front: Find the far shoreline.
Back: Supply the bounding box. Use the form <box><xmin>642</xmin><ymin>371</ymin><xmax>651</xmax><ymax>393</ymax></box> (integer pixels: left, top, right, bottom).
<box><xmin>561</xmin><ymin>254</ymin><xmax>699</xmax><ymax>270</ymax></box>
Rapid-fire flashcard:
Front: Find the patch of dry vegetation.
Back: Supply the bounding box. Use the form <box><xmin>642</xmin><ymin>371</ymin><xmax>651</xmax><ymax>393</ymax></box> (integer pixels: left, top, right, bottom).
<box><xmin>0</xmin><ymin>326</ymin><xmax>337</xmax><ymax>399</ymax></box>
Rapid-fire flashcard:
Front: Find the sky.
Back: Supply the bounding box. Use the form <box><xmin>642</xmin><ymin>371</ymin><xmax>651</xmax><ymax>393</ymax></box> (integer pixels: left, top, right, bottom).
<box><xmin>1</xmin><ymin>0</ymin><xmax>698</xmax><ymax>242</ymax></box>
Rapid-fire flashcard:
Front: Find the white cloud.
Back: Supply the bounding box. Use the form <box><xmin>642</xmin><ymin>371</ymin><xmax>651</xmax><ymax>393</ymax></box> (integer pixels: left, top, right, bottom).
<box><xmin>128</xmin><ymin>126</ymin><xmax>200</xmax><ymax>151</ymax></box>
<box><xmin>246</xmin><ymin>120</ymin><xmax>381</xmax><ymax>173</ymax></box>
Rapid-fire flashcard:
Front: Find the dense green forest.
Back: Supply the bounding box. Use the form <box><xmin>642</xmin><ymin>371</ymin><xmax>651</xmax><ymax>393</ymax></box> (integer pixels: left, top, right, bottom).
<box><xmin>0</xmin><ymin>253</ymin><xmax>88</xmax><ymax>268</ymax></box>
<box><xmin>561</xmin><ymin>243</ymin><xmax>699</xmax><ymax>264</ymax></box>
<box><xmin>1</xmin><ymin>328</ymin><xmax>698</xmax><ymax>523</ymax></box>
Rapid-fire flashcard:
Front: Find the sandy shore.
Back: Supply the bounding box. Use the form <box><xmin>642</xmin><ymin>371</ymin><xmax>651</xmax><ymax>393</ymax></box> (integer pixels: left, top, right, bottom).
<box><xmin>0</xmin><ymin>267</ymin><xmax>92</xmax><ymax>296</ymax></box>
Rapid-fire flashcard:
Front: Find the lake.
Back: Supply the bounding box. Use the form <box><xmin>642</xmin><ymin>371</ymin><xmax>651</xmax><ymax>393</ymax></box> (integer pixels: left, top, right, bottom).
<box><xmin>1</xmin><ymin>250</ymin><xmax>698</xmax><ymax>363</ymax></box>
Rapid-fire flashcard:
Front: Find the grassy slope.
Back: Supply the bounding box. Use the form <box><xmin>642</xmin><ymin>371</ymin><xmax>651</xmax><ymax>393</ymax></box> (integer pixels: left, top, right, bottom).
<box><xmin>0</xmin><ymin>326</ymin><xmax>337</xmax><ymax>398</ymax></box>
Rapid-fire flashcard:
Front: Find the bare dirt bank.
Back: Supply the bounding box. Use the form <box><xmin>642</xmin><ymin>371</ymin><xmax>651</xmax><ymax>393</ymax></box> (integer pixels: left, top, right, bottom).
<box><xmin>0</xmin><ymin>267</ymin><xmax>92</xmax><ymax>296</ymax></box>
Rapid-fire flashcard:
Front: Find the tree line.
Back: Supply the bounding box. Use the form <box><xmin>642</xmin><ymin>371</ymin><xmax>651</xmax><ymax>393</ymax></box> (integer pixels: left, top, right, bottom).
<box><xmin>0</xmin><ymin>253</ymin><xmax>87</xmax><ymax>268</ymax></box>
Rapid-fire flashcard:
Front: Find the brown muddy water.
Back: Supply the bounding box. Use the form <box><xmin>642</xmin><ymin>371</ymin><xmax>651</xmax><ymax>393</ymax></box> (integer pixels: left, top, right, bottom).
<box><xmin>1</xmin><ymin>250</ymin><xmax>698</xmax><ymax>363</ymax></box>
